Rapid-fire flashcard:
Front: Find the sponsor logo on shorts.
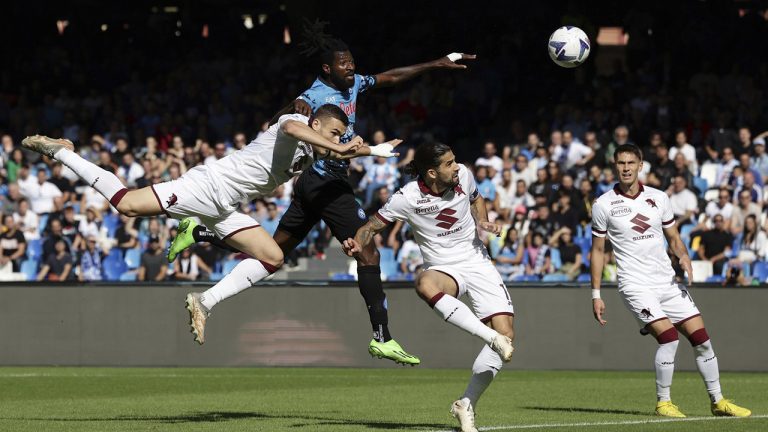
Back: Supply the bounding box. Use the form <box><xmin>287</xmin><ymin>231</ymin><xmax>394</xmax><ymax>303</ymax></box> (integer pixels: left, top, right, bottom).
<box><xmin>166</xmin><ymin>193</ymin><xmax>178</xmax><ymax>208</ymax></box>
<box><xmin>415</xmin><ymin>205</ymin><xmax>439</xmax><ymax>215</ymax></box>
<box><xmin>610</xmin><ymin>205</ymin><xmax>631</xmax><ymax>217</ymax></box>
<box><xmin>641</xmin><ymin>308</ymin><xmax>654</xmax><ymax>319</ymax></box>
<box><xmin>357</xmin><ymin>208</ymin><xmax>366</xmax><ymax>220</ymax></box>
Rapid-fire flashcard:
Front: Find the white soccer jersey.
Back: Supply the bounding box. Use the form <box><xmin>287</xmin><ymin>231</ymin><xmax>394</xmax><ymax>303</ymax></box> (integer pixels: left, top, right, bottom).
<box><xmin>592</xmin><ymin>183</ymin><xmax>677</xmax><ymax>288</ymax></box>
<box><xmin>376</xmin><ymin>164</ymin><xmax>489</xmax><ymax>265</ymax></box>
<box><xmin>207</xmin><ymin>113</ymin><xmax>315</xmax><ymax>206</ymax></box>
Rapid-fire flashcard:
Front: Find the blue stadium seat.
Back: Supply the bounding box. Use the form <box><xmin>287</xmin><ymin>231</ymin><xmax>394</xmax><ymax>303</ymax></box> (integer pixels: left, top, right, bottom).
<box><xmin>124</xmin><ymin>248</ymin><xmax>142</xmax><ymax>269</ymax></box>
<box><xmin>705</xmin><ymin>275</ymin><xmax>725</xmax><ymax>283</ymax></box>
<box><xmin>577</xmin><ymin>273</ymin><xmax>591</xmax><ymax>282</ymax></box>
<box><xmin>752</xmin><ymin>261</ymin><xmax>768</xmax><ymax>282</ymax></box>
<box><xmin>208</xmin><ymin>272</ymin><xmax>224</xmax><ymax>281</ymax></box>
<box><xmin>38</xmin><ymin>213</ymin><xmax>49</xmax><ymax>235</ymax></box>
<box><xmin>222</xmin><ymin>259</ymin><xmax>240</xmax><ymax>274</ymax></box>
<box><xmin>119</xmin><ymin>272</ymin><xmax>137</xmax><ymax>281</ymax></box>
<box><xmin>20</xmin><ymin>259</ymin><xmax>39</xmax><ymax>281</ymax></box>
<box><xmin>103</xmin><ymin>257</ymin><xmax>127</xmax><ymax>281</ymax></box>
<box><xmin>512</xmin><ymin>274</ymin><xmax>540</xmax><ymax>282</ymax></box>
<box><xmin>549</xmin><ymin>248</ymin><xmax>562</xmax><ymax>270</ymax></box>
<box><xmin>542</xmin><ymin>273</ymin><xmax>569</xmax><ymax>282</ymax></box>
<box><xmin>379</xmin><ymin>247</ymin><xmax>398</xmax><ymax>279</ymax></box>
<box><xmin>692</xmin><ymin>176</ymin><xmax>708</xmax><ymax>198</ymax></box>
<box><xmin>26</xmin><ymin>239</ymin><xmax>43</xmax><ymax>260</ymax></box>
<box><xmin>331</xmin><ymin>273</ymin><xmax>356</xmax><ymax>281</ymax></box>
<box><xmin>103</xmin><ymin>213</ymin><xmax>120</xmax><ymax>237</ymax></box>
<box><xmin>107</xmin><ymin>248</ymin><xmax>124</xmax><ymax>261</ymax></box>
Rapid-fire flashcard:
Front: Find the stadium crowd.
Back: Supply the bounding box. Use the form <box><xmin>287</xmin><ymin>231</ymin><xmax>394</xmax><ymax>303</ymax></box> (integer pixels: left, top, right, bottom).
<box><xmin>1</xmin><ymin>2</ymin><xmax>767</xmax><ymax>283</ymax></box>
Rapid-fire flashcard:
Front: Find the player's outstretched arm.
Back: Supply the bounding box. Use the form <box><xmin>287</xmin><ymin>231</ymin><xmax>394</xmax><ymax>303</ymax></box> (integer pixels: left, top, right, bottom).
<box><xmin>663</xmin><ymin>225</ymin><xmax>693</xmax><ymax>285</ymax></box>
<box><xmin>373</xmin><ymin>52</ymin><xmax>476</xmax><ymax>88</ymax></box>
<box><xmin>590</xmin><ymin>235</ymin><xmax>607</xmax><ymax>325</ymax></box>
<box><xmin>281</xmin><ymin>120</ymin><xmax>360</xmax><ymax>155</ymax></box>
<box><xmin>319</xmin><ymin>139</ymin><xmax>403</xmax><ymax>160</ymax></box>
<box><xmin>342</xmin><ymin>215</ymin><xmax>389</xmax><ymax>257</ymax></box>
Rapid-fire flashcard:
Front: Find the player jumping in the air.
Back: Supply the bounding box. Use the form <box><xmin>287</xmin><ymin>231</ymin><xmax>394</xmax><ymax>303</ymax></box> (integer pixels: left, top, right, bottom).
<box><xmin>343</xmin><ymin>142</ymin><xmax>515</xmax><ymax>432</ymax></box>
<box><xmin>22</xmin><ymin>105</ymin><xmax>400</xmax><ymax>345</ymax></box>
<box><xmin>590</xmin><ymin>144</ymin><xmax>750</xmax><ymax>418</ymax></box>
<box><xmin>168</xmin><ymin>23</ymin><xmax>475</xmax><ymax>366</ymax></box>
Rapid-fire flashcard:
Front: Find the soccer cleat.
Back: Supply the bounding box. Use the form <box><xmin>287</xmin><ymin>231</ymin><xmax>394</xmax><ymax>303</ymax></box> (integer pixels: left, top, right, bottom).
<box><xmin>711</xmin><ymin>399</ymin><xmax>751</xmax><ymax>417</ymax></box>
<box><xmin>185</xmin><ymin>292</ymin><xmax>210</xmax><ymax>345</ymax></box>
<box><xmin>490</xmin><ymin>334</ymin><xmax>514</xmax><ymax>362</ymax></box>
<box><xmin>450</xmin><ymin>399</ymin><xmax>478</xmax><ymax>432</ymax></box>
<box><xmin>168</xmin><ymin>218</ymin><xmax>198</xmax><ymax>263</ymax></box>
<box><xmin>21</xmin><ymin>135</ymin><xmax>74</xmax><ymax>159</ymax></box>
<box><xmin>368</xmin><ymin>339</ymin><xmax>421</xmax><ymax>366</ymax></box>
<box><xmin>655</xmin><ymin>401</ymin><xmax>686</xmax><ymax>418</ymax></box>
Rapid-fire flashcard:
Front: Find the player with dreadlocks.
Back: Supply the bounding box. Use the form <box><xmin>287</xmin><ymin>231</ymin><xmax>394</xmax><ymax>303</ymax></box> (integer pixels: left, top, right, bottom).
<box><xmin>170</xmin><ymin>19</ymin><xmax>475</xmax><ymax>366</ymax></box>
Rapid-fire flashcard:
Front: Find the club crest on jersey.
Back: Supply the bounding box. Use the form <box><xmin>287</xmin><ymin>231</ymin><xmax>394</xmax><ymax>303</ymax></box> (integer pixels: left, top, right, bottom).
<box><xmin>357</xmin><ymin>208</ymin><xmax>366</xmax><ymax>220</ymax></box>
<box><xmin>646</xmin><ymin>198</ymin><xmax>658</xmax><ymax>209</ymax></box>
<box><xmin>166</xmin><ymin>193</ymin><xmax>178</xmax><ymax>208</ymax></box>
<box><xmin>454</xmin><ymin>184</ymin><xmax>466</xmax><ymax>196</ymax></box>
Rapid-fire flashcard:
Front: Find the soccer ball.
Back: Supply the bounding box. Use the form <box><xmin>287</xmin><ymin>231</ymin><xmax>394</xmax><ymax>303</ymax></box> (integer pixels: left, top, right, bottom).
<box><xmin>548</xmin><ymin>26</ymin><xmax>590</xmax><ymax>68</ymax></box>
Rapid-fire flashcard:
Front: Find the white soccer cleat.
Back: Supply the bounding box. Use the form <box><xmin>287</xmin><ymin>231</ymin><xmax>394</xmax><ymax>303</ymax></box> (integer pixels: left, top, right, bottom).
<box><xmin>185</xmin><ymin>292</ymin><xmax>210</xmax><ymax>345</ymax></box>
<box><xmin>21</xmin><ymin>135</ymin><xmax>74</xmax><ymax>159</ymax></box>
<box><xmin>450</xmin><ymin>398</ymin><xmax>478</xmax><ymax>432</ymax></box>
<box><xmin>490</xmin><ymin>334</ymin><xmax>514</xmax><ymax>362</ymax></box>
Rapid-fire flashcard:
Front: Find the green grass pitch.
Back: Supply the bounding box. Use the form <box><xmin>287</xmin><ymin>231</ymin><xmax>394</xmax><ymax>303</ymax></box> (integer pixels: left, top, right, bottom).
<box><xmin>0</xmin><ymin>368</ymin><xmax>765</xmax><ymax>431</ymax></box>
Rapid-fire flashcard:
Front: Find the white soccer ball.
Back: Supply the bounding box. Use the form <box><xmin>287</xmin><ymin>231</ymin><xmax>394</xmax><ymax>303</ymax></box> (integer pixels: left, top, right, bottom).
<box><xmin>548</xmin><ymin>26</ymin><xmax>590</xmax><ymax>68</ymax></box>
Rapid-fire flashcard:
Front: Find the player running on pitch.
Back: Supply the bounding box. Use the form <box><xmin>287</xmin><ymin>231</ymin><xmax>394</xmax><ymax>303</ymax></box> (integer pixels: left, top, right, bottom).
<box><xmin>342</xmin><ymin>142</ymin><xmax>514</xmax><ymax>432</ymax></box>
<box><xmin>590</xmin><ymin>144</ymin><xmax>750</xmax><ymax>418</ymax></box>
<box><xmin>22</xmin><ymin>104</ymin><xmax>400</xmax><ymax>345</ymax></box>
<box><xmin>168</xmin><ymin>25</ymin><xmax>475</xmax><ymax>365</ymax></box>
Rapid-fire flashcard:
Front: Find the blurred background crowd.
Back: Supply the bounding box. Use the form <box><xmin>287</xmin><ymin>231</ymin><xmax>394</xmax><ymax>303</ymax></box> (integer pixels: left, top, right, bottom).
<box><xmin>1</xmin><ymin>1</ymin><xmax>768</xmax><ymax>283</ymax></box>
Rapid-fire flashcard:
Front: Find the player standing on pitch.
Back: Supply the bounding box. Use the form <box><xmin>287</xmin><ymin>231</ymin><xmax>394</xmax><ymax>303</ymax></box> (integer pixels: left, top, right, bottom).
<box><xmin>343</xmin><ymin>142</ymin><xmax>515</xmax><ymax>432</ymax></box>
<box><xmin>169</xmin><ymin>24</ymin><xmax>476</xmax><ymax>366</ymax></box>
<box><xmin>590</xmin><ymin>144</ymin><xmax>750</xmax><ymax>418</ymax></box>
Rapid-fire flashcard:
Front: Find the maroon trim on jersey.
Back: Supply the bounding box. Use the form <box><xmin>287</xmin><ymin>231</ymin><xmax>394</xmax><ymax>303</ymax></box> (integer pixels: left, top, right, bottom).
<box><xmin>655</xmin><ymin>327</ymin><xmax>679</xmax><ymax>344</ymax></box>
<box><xmin>427</xmin><ymin>292</ymin><xmax>445</xmax><ymax>308</ymax></box>
<box><xmin>662</xmin><ymin>218</ymin><xmax>675</xmax><ymax>226</ymax></box>
<box><xmin>222</xmin><ymin>224</ymin><xmax>261</xmax><ymax>240</ymax></box>
<box><xmin>110</xmin><ymin>188</ymin><xmax>129</xmax><ymax>207</ymax></box>
<box><xmin>480</xmin><ymin>311</ymin><xmax>515</xmax><ymax>323</ymax></box>
<box><xmin>673</xmin><ymin>313</ymin><xmax>701</xmax><ymax>328</ymax></box>
<box><xmin>374</xmin><ymin>212</ymin><xmax>392</xmax><ymax>225</ymax></box>
<box><xmin>259</xmin><ymin>260</ymin><xmax>279</xmax><ymax>274</ymax></box>
<box><xmin>417</xmin><ymin>177</ymin><xmax>444</xmax><ymax>197</ymax></box>
<box><xmin>592</xmin><ymin>227</ymin><xmax>607</xmax><ymax>234</ymax></box>
<box><xmin>613</xmin><ymin>182</ymin><xmax>645</xmax><ymax>200</ymax></box>
<box><xmin>150</xmin><ymin>185</ymin><xmax>171</xmax><ymax>217</ymax></box>
<box><xmin>685</xmin><ymin>327</ymin><xmax>710</xmax><ymax>346</ymax></box>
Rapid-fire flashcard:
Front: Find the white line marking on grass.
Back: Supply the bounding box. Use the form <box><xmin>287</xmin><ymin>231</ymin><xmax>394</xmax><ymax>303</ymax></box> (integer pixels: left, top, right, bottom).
<box><xmin>429</xmin><ymin>414</ymin><xmax>768</xmax><ymax>431</ymax></box>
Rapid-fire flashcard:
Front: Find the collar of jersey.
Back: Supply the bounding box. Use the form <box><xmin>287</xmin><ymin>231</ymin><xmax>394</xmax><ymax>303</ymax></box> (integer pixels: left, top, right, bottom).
<box><xmin>418</xmin><ymin>177</ymin><xmax>465</xmax><ymax>198</ymax></box>
<box><xmin>613</xmin><ymin>182</ymin><xmax>644</xmax><ymax>200</ymax></box>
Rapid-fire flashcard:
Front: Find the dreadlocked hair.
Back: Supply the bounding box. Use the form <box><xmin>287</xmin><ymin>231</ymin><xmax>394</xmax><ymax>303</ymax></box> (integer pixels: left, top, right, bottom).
<box><xmin>298</xmin><ymin>18</ymin><xmax>349</xmax><ymax>68</ymax></box>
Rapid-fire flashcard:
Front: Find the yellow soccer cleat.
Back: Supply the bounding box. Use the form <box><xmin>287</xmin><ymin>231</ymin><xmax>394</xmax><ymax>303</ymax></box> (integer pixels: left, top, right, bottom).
<box><xmin>711</xmin><ymin>399</ymin><xmax>751</xmax><ymax>417</ymax></box>
<box><xmin>655</xmin><ymin>401</ymin><xmax>686</xmax><ymax>418</ymax></box>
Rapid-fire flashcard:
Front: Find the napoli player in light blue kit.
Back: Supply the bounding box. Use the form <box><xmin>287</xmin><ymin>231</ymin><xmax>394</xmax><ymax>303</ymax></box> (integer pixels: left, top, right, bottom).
<box><xmin>171</xmin><ymin>26</ymin><xmax>475</xmax><ymax>365</ymax></box>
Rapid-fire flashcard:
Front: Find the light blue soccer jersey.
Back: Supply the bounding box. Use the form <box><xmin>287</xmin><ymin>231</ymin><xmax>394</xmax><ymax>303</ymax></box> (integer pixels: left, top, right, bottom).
<box><xmin>298</xmin><ymin>74</ymin><xmax>376</xmax><ymax>179</ymax></box>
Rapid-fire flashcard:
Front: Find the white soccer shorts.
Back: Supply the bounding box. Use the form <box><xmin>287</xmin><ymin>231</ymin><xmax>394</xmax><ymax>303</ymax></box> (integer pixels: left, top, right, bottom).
<box><xmin>425</xmin><ymin>259</ymin><xmax>515</xmax><ymax>322</ymax></box>
<box><xmin>619</xmin><ymin>281</ymin><xmax>701</xmax><ymax>328</ymax></box>
<box><xmin>151</xmin><ymin>166</ymin><xmax>260</xmax><ymax>240</ymax></box>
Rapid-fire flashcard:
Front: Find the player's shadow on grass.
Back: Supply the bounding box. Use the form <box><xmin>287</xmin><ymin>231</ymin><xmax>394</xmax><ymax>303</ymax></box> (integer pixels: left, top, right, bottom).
<box><xmin>523</xmin><ymin>406</ymin><xmax>648</xmax><ymax>416</ymax></box>
<box><xmin>16</xmin><ymin>411</ymin><xmax>449</xmax><ymax>430</ymax></box>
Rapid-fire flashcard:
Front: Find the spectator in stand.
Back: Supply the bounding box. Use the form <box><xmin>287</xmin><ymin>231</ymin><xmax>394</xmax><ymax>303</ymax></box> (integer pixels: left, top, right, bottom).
<box><xmin>715</xmin><ymin>147</ymin><xmax>739</xmax><ymax>187</ymax></box>
<box><xmin>548</xmin><ymin>130</ymin><xmax>563</xmax><ymax>162</ymax></box>
<box><xmin>17</xmin><ymin>164</ymin><xmax>37</xmax><ymax>199</ymax></box>
<box><xmin>552</xmin><ymin>191</ymin><xmax>580</xmax><ymax>231</ymax></box>
<box><xmin>705</xmin><ymin>112</ymin><xmax>738</xmax><ymax>162</ymax></box>
<box><xmin>397</xmin><ymin>230</ymin><xmax>423</xmax><ymax>275</ymax></box>
<box><xmin>732</xmin><ymin>126</ymin><xmax>753</xmax><ymax>159</ymax></box>
<box><xmin>520</xmin><ymin>132</ymin><xmax>543</xmax><ymax>161</ymax></box>
<box><xmin>667</xmin><ymin>175</ymin><xmax>699</xmax><ymax>229</ymax></box>
<box><xmin>549</xmin><ymin>226</ymin><xmax>582</xmax><ymax>281</ymax></box>
<box><xmin>78</xmin><ymin>207</ymin><xmax>103</xmax><ymax>243</ymax></box>
<box><xmin>752</xmin><ymin>138</ymin><xmax>768</xmax><ymax>184</ymax></box>
<box><xmin>671</xmin><ymin>153</ymin><xmax>694</xmax><ymax>191</ymax></box>
<box><xmin>359</xmin><ymin>156</ymin><xmax>399</xmax><ymax>206</ymax></box>
<box><xmin>60</xmin><ymin>205</ymin><xmax>82</xmax><ymax>249</ymax></box>
<box><xmin>577</xmin><ymin>178</ymin><xmax>594</xmax><ymax>222</ymax></box>
<box><xmin>138</xmin><ymin>235</ymin><xmax>168</xmax><ymax>281</ymax></box>
<box><xmin>170</xmin><ymin>248</ymin><xmax>200</xmax><ymax>281</ymax></box>
<box><xmin>117</xmin><ymin>152</ymin><xmax>145</xmax><ymax>188</ymax></box>
<box><xmin>193</xmin><ymin>242</ymin><xmax>222</xmax><ymax>281</ymax></box>
<box><xmin>700</xmin><ymin>188</ymin><xmax>734</xmax><ymax>232</ymax></box>
<box><xmin>531</xmin><ymin>145</ymin><xmax>549</xmax><ymax>170</ymax></box>
<box><xmin>730</xmin><ymin>189</ymin><xmax>761</xmax><ymax>235</ymax></box>
<box><xmin>697</xmin><ymin>215</ymin><xmax>732</xmax><ymax>275</ymax></box>
<box><xmin>561</xmin><ymin>130</ymin><xmax>594</xmax><ymax>172</ymax></box>
<box><xmin>28</xmin><ymin>169</ymin><xmax>62</xmax><ymax>215</ymax></box>
<box><xmin>495</xmin><ymin>170</ymin><xmax>515</xmax><ymax>221</ymax></box>
<box><xmin>111</xmin><ymin>137</ymin><xmax>130</xmax><ymax>165</ymax></box>
<box><xmin>260</xmin><ymin>202</ymin><xmax>281</xmax><ymax>236</ymax></box>
<box><xmin>545</xmin><ymin>161</ymin><xmax>563</xmax><ymax>198</ymax></box>
<box><xmin>0</xmin><ymin>182</ymin><xmax>22</xmax><ymax>215</ymax></box>
<box><xmin>48</xmin><ymin>163</ymin><xmax>75</xmax><ymax>205</ymax></box>
<box><xmin>528</xmin><ymin>167</ymin><xmax>550</xmax><ymax>200</ymax></box>
<box><xmin>669</xmin><ymin>129</ymin><xmax>698</xmax><ymax>176</ymax></box>
<box><xmin>366</xmin><ymin>186</ymin><xmax>391</xmax><ymax>217</ymax></box>
<box><xmin>0</xmin><ymin>215</ymin><xmax>27</xmax><ymax>272</ymax></box>
<box><xmin>13</xmin><ymin>198</ymin><xmax>39</xmax><ymax>241</ymax></box>
<box><xmin>78</xmin><ymin>236</ymin><xmax>103</xmax><ymax>281</ymax></box>
<box><xmin>494</xmin><ymin>227</ymin><xmax>525</xmax><ymax>281</ymax></box>
<box><xmin>42</xmin><ymin>218</ymin><xmax>72</xmax><ymax>258</ymax></box>
<box><xmin>734</xmin><ymin>171</ymin><xmax>763</xmax><ymax>207</ymax></box>
<box><xmin>727</xmin><ymin>214</ymin><xmax>767</xmax><ymax>283</ymax></box>
<box><xmin>737</xmin><ymin>153</ymin><xmax>763</xmax><ymax>187</ymax></box>
<box><xmin>475</xmin><ymin>141</ymin><xmax>503</xmax><ymax>176</ymax></box>
<box><xmin>525</xmin><ymin>232</ymin><xmax>553</xmax><ymax>277</ymax></box>
<box><xmin>510</xmin><ymin>153</ymin><xmax>536</xmax><ymax>187</ymax></box>
<box><xmin>595</xmin><ymin>167</ymin><xmax>616</xmax><ymax>197</ymax></box>
<box><xmin>598</xmin><ymin>125</ymin><xmax>631</xmax><ymax>166</ymax></box>
<box><xmin>649</xmin><ymin>144</ymin><xmax>674</xmax><ymax>190</ymax></box>
<box><xmin>114</xmin><ymin>214</ymin><xmax>138</xmax><ymax>251</ymax></box>
<box><xmin>37</xmin><ymin>239</ymin><xmax>73</xmax><ymax>281</ymax></box>
<box><xmin>528</xmin><ymin>204</ymin><xmax>555</xmax><ymax>241</ymax></box>
<box><xmin>97</xmin><ymin>149</ymin><xmax>117</xmax><ymax>173</ymax></box>
<box><xmin>5</xmin><ymin>149</ymin><xmax>26</xmax><ymax>183</ymax></box>
<box><xmin>474</xmin><ymin>165</ymin><xmax>496</xmax><ymax>203</ymax></box>
<box><xmin>204</xmin><ymin>142</ymin><xmax>229</xmax><ymax>165</ymax></box>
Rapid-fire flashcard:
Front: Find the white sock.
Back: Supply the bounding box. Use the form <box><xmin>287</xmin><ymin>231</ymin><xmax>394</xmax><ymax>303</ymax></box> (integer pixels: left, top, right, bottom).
<box><xmin>655</xmin><ymin>340</ymin><xmax>678</xmax><ymax>402</ymax></box>
<box><xmin>55</xmin><ymin>149</ymin><xmax>126</xmax><ymax>201</ymax></box>
<box><xmin>432</xmin><ymin>294</ymin><xmax>497</xmax><ymax>344</ymax></box>
<box><xmin>462</xmin><ymin>345</ymin><xmax>503</xmax><ymax>408</ymax></box>
<box><xmin>694</xmin><ymin>340</ymin><xmax>723</xmax><ymax>403</ymax></box>
<box><xmin>200</xmin><ymin>259</ymin><xmax>275</xmax><ymax>310</ymax></box>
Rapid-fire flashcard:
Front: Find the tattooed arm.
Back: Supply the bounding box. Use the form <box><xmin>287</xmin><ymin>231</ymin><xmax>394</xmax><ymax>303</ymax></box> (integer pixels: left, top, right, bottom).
<box><xmin>343</xmin><ymin>215</ymin><xmax>390</xmax><ymax>256</ymax></box>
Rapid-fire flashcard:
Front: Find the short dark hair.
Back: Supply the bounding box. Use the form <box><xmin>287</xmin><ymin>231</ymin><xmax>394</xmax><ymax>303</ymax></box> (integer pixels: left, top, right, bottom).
<box><xmin>311</xmin><ymin>104</ymin><xmax>349</xmax><ymax>127</ymax></box>
<box><xmin>614</xmin><ymin>144</ymin><xmax>643</xmax><ymax>161</ymax></box>
<box><xmin>405</xmin><ymin>142</ymin><xmax>453</xmax><ymax>178</ymax></box>
<box><xmin>320</xmin><ymin>39</ymin><xmax>350</xmax><ymax>67</ymax></box>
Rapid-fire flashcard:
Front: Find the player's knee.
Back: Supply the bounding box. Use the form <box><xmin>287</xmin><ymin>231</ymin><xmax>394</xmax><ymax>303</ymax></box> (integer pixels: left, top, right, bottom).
<box><xmin>260</xmin><ymin>249</ymin><xmax>284</xmax><ymax>269</ymax></box>
<box><xmin>355</xmin><ymin>242</ymin><xmax>379</xmax><ymax>266</ymax></box>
